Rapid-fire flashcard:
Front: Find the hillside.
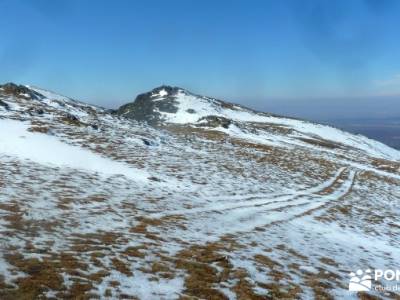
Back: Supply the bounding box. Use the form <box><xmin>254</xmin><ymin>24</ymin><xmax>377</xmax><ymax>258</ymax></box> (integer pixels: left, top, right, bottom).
<box><xmin>0</xmin><ymin>83</ymin><xmax>399</xmax><ymax>299</ymax></box>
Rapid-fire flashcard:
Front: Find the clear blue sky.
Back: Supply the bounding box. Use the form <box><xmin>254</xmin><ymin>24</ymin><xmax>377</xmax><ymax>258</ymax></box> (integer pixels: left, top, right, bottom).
<box><xmin>1</xmin><ymin>0</ymin><xmax>400</xmax><ymax>119</ymax></box>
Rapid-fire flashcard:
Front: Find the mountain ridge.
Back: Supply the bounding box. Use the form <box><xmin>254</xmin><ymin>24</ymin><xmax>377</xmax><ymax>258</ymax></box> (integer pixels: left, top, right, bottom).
<box><xmin>1</xmin><ymin>82</ymin><xmax>400</xmax><ymax>163</ymax></box>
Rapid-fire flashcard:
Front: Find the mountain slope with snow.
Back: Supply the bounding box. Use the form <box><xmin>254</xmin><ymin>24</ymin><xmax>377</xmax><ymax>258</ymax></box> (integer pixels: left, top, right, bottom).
<box><xmin>0</xmin><ymin>83</ymin><xmax>399</xmax><ymax>299</ymax></box>
<box><xmin>117</xmin><ymin>85</ymin><xmax>400</xmax><ymax>162</ymax></box>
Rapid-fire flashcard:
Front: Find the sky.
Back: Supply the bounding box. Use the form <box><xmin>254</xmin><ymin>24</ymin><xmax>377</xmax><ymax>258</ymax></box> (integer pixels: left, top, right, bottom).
<box><xmin>1</xmin><ymin>0</ymin><xmax>400</xmax><ymax>119</ymax></box>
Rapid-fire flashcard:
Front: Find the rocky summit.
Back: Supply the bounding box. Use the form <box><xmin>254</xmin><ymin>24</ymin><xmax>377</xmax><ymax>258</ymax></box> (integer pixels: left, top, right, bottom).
<box><xmin>115</xmin><ymin>85</ymin><xmax>183</xmax><ymax>124</ymax></box>
<box><xmin>115</xmin><ymin>85</ymin><xmax>264</xmax><ymax>126</ymax></box>
<box><xmin>0</xmin><ymin>83</ymin><xmax>399</xmax><ymax>299</ymax></box>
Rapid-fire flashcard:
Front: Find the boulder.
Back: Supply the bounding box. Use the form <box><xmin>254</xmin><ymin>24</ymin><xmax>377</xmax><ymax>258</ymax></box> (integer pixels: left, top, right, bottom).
<box><xmin>197</xmin><ymin>115</ymin><xmax>232</xmax><ymax>129</ymax></box>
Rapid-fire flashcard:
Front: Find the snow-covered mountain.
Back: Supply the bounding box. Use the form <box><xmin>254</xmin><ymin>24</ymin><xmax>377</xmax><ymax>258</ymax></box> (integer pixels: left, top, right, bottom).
<box><xmin>117</xmin><ymin>85</ymin><xmax>400</xmax><ymax>162</ymax></box>
<box><xmin>0</xmin><ymin>82</ymin><xmax>399</xmax><ymax>299</ymax></box>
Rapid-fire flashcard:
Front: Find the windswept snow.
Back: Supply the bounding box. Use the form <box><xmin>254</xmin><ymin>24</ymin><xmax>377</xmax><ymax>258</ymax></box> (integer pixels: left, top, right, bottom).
<box><xmin>0</xmin><ymin>118</ymin><xmax>148</xmax><ymax>181</ymax></box>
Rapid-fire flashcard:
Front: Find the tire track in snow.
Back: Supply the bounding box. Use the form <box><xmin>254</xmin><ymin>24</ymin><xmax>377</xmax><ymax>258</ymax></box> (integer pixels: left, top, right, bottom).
<box><xmin>246</xmin><ymin>169</ymin><xmax>357</xmax><ymax>231</ymax></box>
<box><xmin>159</xmin><ymin>168</ymin><xmax>356</xmax><ymax>239</ymax></box>
<box><xmin>212</xmin><ymin>167</ymin><xmax>349</xmax><ymax>213</ymax></box>
<box><xmin>150</xmin><ymin>167</ymin><xmax>347</xmax><ymax>219</ymax></box>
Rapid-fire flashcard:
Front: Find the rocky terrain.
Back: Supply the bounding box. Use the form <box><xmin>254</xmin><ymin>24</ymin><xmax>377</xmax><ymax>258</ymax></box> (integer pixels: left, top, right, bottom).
<box><xmin>0</xmin><ymin>83</ymin><xmax>399</xmax><ymax>299</ymax></box>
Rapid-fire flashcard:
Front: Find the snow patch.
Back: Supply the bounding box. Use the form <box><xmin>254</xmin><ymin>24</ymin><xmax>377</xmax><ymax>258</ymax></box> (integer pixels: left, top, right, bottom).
<box><xmin>0</xmin><ymin>119</ymin><xmax>148</xmax><ymax>181</ymax></box>
<box><xmin>154</xmin><ymin>89</ymin><xmax>168</xmax><ymax>98</ymax></box>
